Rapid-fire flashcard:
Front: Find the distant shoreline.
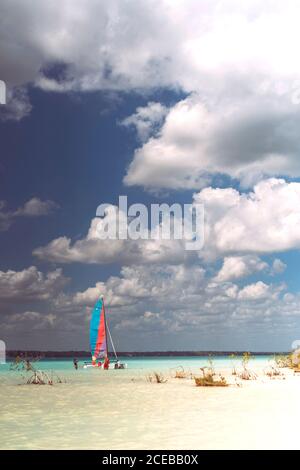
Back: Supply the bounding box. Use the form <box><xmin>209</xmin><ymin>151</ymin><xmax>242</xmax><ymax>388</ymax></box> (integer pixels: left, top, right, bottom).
<box><xmin>6</xmin><ymin>350</ymin><xmax>288</xmax><ymax>358</ymax></box>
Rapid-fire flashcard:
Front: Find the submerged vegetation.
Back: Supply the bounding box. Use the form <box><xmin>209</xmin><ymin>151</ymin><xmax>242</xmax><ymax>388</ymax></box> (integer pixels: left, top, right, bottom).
<box><xmin>274</xmin><ymin>350</ymin><xmax>300</xmax><ymax>372</ymax></box>
<box><xmin>25</xmin><ymin>369</ymin><xmax>64</xmax><ymax>385</ymax></box>
<box><xmin>194</xmin><ymin>367</ymin><xmax>228</xmax><ymax>387</ymax></box>
<box><xmin>146</xmin><ymin>371</ymin><xmax>168</xmax><ymax>383</ymax></box>
<box><xmin>264</xmin><ymin>365</ymin><xmax>284</xmax><ymax>379</ymax></box>
<box><xmin>237</xmin><ymin>352</ymin><xmax>257</xmax><ymax>380</ymax></box>
<box><xmin>174</xmin><ymin>369</ymin><xmax>188</xmax><ymax>379</ymax></box>
<box><xmin>144</xmin><ymin>352</ymin><xmax>300</xmax><ymax>387</ymax></box>
<box><xmin>291</xmin><ymin>348</ymin><xmax>300</xmax><ymax>371</ymax></box>
<box><xmin>229</xmin><ymin>354</ymin><xmax>237</xmax><ymax>375</ymax></box>
<box><xmin>172</xmin><ymin>366</ymin><xmax>192</xmax><ymax>379</ymax></box>
<box><xmin>10</xmin><ymin>356</ymin><xmax>65</xmax><ymax>385</ymax></box>
<box><xmin>274</xmin><ymin>354</ymin><xmax>292</xmax><ymax>369</ymax></box>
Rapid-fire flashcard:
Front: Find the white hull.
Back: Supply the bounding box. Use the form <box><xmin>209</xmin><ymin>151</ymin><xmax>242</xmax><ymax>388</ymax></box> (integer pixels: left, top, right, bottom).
<box><xmin>83</xmin><ymin>362</ymin><xmax>127</xmax><ymax>369</ymax></box>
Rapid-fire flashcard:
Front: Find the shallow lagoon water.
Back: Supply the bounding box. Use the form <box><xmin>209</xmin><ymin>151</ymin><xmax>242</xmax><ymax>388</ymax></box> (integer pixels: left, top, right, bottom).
<box><xmin>1</xmin><ymin>355</ymin><xmax>299</xmax><ymax>450</ymax></box>
<box><xmin>0</xmin><ymin>354</ymin><xmax>273</xmax><ymax>374</ymax></box>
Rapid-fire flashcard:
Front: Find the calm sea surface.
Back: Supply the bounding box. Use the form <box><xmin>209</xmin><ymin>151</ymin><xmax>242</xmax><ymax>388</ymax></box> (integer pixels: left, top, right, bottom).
<box><xmin>2</xmin><ymin>354</ymin><xmax>294</xmax><ymax>450</ymax></box>
<box><xmin>0</xmin><ymin>354</ymin><xmax>274</xmax><ymax>374</ymax></box>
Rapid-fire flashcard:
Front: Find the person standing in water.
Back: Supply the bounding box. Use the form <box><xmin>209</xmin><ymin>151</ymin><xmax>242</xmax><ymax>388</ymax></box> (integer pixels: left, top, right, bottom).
<box><xmin>73</xmin><ymin>358</ymin><xmax>78</xmax><ymax>370</ymax></box>
<box><xmin>103</xmin><ymin>355</ymin><xmax>110</xmax><ymax>370</ymax></box>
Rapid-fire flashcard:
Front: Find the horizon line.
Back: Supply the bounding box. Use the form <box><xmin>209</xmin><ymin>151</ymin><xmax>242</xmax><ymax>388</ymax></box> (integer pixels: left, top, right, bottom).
<box><xmin>6</xmin><ymin>349</ymin><xmax>289</xmax><ymax>355</ymax></box>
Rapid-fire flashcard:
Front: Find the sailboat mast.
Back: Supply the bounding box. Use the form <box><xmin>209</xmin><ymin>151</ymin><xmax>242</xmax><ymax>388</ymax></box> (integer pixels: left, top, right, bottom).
<box><xmin>102</xmin><ymin>296</ymin><xmax>118</xmax><ymax>361</ymax></box>
<box><xmin>102</xmin><ymin>297</ymin><xmax>109</xmax><ymax>358</ymax></box>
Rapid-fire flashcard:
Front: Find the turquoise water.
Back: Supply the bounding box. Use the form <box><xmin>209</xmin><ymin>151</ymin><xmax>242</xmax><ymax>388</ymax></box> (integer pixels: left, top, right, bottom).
<box><xmin>0</xmin><ymin>354</ymin><xmax>274</xmax><ymax>374</ymax></box>
<box><xmin>1</xmin><ymin>354</ymin><xmax>296</xmax><ymax>450</ymax></box>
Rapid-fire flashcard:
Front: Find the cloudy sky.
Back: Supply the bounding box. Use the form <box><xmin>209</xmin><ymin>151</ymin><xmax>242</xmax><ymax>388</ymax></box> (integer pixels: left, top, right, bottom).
<box><xmin>1</xmin><ymin>0</ymin><xmax>300</xmax><ymax>352</ymax></box>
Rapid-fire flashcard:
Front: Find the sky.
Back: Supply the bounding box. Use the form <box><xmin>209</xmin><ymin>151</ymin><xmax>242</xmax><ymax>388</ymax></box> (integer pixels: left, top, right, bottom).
<box><xmin>1</xmin><ymin>0</ymin><xmax>300</xmax><ymax>352</ymax></box>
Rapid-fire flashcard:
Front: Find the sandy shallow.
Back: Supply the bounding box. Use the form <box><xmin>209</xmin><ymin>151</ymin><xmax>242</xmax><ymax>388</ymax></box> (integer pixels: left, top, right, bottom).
<box><xmin>1</xmin><ymin>362</ymin><xmax>300</xmax><ymax>450</ymax></box>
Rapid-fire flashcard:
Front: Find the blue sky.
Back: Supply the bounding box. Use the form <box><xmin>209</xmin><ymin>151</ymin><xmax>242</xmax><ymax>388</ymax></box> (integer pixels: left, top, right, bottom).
<box><xmin>1</xmin><ymin>0</ymin><xmax>300</xmax><ymax>352</ymax></box>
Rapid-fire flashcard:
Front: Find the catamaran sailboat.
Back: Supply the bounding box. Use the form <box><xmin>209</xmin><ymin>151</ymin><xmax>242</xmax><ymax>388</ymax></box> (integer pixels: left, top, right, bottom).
<box><xmin>83</xmin><ymin>295</ymin><xmax>127</xmax><ymax>369</ymax></box>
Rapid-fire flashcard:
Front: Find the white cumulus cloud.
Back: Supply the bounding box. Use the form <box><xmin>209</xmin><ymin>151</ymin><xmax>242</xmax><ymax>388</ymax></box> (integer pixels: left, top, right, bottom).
<box><xmin>214</xmin><ymin>255</ymin><xmax>268</xmax><ymax>283</ymax></box>
<box><xmin>0</xmin><ymin>197</ymin><xmax>58</xmax><ymax>231</ymax></box>
<box><xmin>196</xmin><ymin>178</ymin><xmax>300</xmax><ymax>258</ymax></box>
